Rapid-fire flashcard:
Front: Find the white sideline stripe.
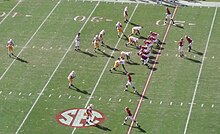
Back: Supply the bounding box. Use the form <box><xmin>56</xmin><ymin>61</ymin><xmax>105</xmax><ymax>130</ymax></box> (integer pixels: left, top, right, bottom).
<box><xmin>0</xmin><ymin>0</ymin><xmax>22</xmax><ymax>25</ymax></box>
<box><xmin>0</xmin><ymin>1</ymin><xmax>61</xmax><ymax>81</ymax></box>
<box><xmin>71</xmin><ymin>3</ymin><xmax>139</xmax><ymax>134</ymax></box>
<box><xmin>183</xmin><ymin>7</ymin><xmax>218</xmax><ymax>134</ymax></box>
<box><xmin>15</xmin><ymin>1</ymin><xmax>62</xmax><ymax>133</ymax></box>
<box><xmin>15</xmin><ymin>1</ymin><xmax>99</xmax><ymax>134</ymax></box>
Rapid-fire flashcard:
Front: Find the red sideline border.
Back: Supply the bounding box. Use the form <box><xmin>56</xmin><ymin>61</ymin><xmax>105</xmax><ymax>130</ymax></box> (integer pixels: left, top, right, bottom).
<box><xmin>126</xmin><ymin>6</ymin><xmax>179</xmax><ymax>134</ymax></box>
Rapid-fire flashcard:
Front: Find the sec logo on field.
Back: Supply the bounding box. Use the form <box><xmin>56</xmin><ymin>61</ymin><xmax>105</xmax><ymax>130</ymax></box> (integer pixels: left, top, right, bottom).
<box><xmin>55</xmin><ymin>108</ymin><xmax>106</xmax><ymax>128</ymax></box>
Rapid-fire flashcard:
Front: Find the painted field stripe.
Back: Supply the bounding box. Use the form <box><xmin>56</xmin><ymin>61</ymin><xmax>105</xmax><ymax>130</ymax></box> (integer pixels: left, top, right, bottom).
<box><xmin>0</xmin><ymin>1</ymin><xmax>61</xmax><ymax>81</ymax></box>
<box><xmin>71</xmin><ymin>3</ymin><xmax>139</xmax><ymax>134</ymax></box>
<box><xmin>183</xmin><ymin>7</ymin><xmax>218</xmax><ymax>134</ymax></box>
<box><xmin>15</xmin><ymin>1</ymin><xmax>100</xmax><ymax>133</ymax></box>
<box><xmin>0</xmin><ymin>0</ymin><xmax>22</xmax><ymax>25</ymax></box>
<box><xmin>15</xmin><ymin>1</ymin><xmax>62</xmax><ymax>133</ymax></box>
<box><xmin>127</xmin><ymin>6</ymin><xmax>178</xmax><ymax>134</ymax></box>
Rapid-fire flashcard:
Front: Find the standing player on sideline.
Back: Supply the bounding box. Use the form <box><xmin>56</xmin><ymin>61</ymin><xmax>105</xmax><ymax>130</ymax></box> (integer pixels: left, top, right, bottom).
<box><xmin>6</xmin><ymin>38</ymin><xmax>15</xmax><ymax>57</ymax></box>
<box><xmin>67</xmin><ymin>70</ymin><xmax>76</xmax><ymax>89</ymax></box>
<box><xmin>116</xmin><ymin>21</ymin><xmax>123</xmax><ymax>38</ymax></box>
<box><xmin>122</xmin><ymin>107</ymin><xmax>140</xmax><ymax>127</ymax></box>
<box><xmin>124</xmin><ymin>6</ymin><xmax>128</xmax><ymax>23</ymax></box>
<box><xmin>178</xmin><ymin>38</ymin><xmax>184</xmax><ymax>57</ymax></box>
<box><xmin>85</xmin><ymin>104</ymin><xmax>94</xmax><ymax>125</ymax></box>
<box><xmin>124</xmin><ymin>72</ymin><xmax>137</xmax><ymax>93</ymax></box>
<box><xmin>164</xmin><ymin>7</ymin><xmax>175</xmax><ymax>25</ymax></box>
<box><xmin>74</xmin><ymin>33</ymin><xmax>80</xmax><ymax>51</ymax></box>
<box><xmin>99</xmin><ymin>29</ymin><xmax>105</xmax><ymax>45</ymax></box>
<box><xmin>185</xmin><ymin>35</ymin><xmax>193</xmax><ymax>52</ymax></box>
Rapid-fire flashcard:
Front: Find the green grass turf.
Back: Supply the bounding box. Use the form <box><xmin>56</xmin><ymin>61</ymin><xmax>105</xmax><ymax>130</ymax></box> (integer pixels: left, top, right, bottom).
<box><xmin>0</xmin><ymin>0</ymin><xmax>219</xmax><ymax>134</ymax></box>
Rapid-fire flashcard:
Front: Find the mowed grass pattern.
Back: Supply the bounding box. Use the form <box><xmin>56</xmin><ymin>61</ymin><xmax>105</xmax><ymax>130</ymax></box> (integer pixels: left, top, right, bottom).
<box><xmin>0</xmin><ymin>0</ymin><xmax>219</xmax><ymax>134</ymax></box>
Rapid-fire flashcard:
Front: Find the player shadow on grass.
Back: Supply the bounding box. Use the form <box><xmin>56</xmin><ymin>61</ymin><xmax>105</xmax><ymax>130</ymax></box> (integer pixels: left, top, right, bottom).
<box><xmin>121</xmin><ymin>34</ymin><xmax>129</xmax><ymax>41</ymax></box>
<box><xmin>77</xmin><ymin>49</ymin><xmax>97</xmax><ymax>57</ymax></box>
<box><xmin>184</xmin><ymin>56</ymin><xmax>201</xmax><ymax>64</ymax></box>
<box><xmin>69</xmin><ymin>85</ymin><xmax>91</xmax><ymax>95</ymax></box>
<box><xmin>173</xmin><ymin>24</ymin><xmax>184</xmax><ymax>29</ymax></box>
<box><xmin>139</xmin><ymin>36</ymin><xmax>148</xmax><ymax>40</ymax></box>
<box><xmin>12</xmin><ymin>56</ymin><xmax>29</xmax><ymax>63</ymax></box>
<box><xmin>126</xmin><ymin>61</ymin><xmax>140</xmax><ymax>65</ymax></box>
<box><xmin>125</xmin><ymin>90</ymin><xmax>148</xmax><ymax>100</ymax></box>
<box><xmin>123</xmin><ymin>123</ymin><xmax>147</xmax><ymax>133</ymax></box>
<box><xmin>96</xmin><ymin>49</ymin><xmax>114</xmax><ymax>59</ymax></box>
<box><xmin>190</xmin><ymin>49</ymin><xmax>203</xmax><ymax>56</ymax></box>
<box><xmin>95</xmin><ymin>124</ymin><xmax>111</xmax><ymax>132</ymax></box>
<box><xmin>102</xmin><ymin>44</ymin><xmax>120</xmax><ymax>51</ymax></box>
<box><xmin>128</xmin><ymin>21</ymin><xmax>142</xmax><ymax>27</ymax></box>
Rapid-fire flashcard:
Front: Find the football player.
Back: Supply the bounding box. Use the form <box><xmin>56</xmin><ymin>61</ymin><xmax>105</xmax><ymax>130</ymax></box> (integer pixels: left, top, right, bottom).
<box><xmin>164</xmin><ymin>7</ymin><xmax>175</xmax><ymax>25</ymax></box>
<box><xmin>92</xmin><ymin>35</ymin><xmax>101</xmax><ymax>52</ymax></box>
<box><xmin>67</xmin><ymin>70</ymin><xmax>76</xmax><ymax>89</ymax></box>
<box><xmin>116</xmin><ymin>21</ymin><xmax>123</xmax><ymax>38</ymax></box>
<box><xmin>120</xmin><ymin>51</ymin><xmax>132</xmax><ymax>62</ymax></box>
<box><xmin>109</xmin><ymin>57</ymin><xmax>126</xmax><ymax>73</ymax></box>
<box><xmin>178</xmin><ymin>38</ymin><xmax>184</xmax><ymax>57</ymax></box>
<box><xmin>122</xmin><ymin>107</ymin><xmax>140</xmax><ymax>127</ymax></box>
<box><xmin>185</xmin><ymin>35</ymin><xmax>193</xmax><ymax>52</ymax></box>
<box><xmin>6</xmin><ymin>38</ymin><xmax>15</xmax><ymax>57</ymax></box>
<box><xmin>99</xmin><ymin>29</ymin><xmax>105</xmax><ymax>45</ymax></box>
<box><xmin>124</xmin><ymin>72</ymin><xmax>137</xmax><ymax>93</ymax></box>
<box><xmin>74</xmin><ymin>33</ymin><xmax>80</xmax><ymax>51</ymax></box>
<box><xmin>124</xmin><ymin>6</ymin><xmax>128</xmax><ymax>23</ymax></box>
<box><xmin>149</xmin><ymin>31</ymin><xmax>159</xmax><ymax>39</ymax></box>
<box><xmin>85</xmin><ymin>104</ymin><xmax>94</xmax><ymax>125</ymax></box>
<box><xmin>131</xmin><ymin>26</ymin><xmax>142</xmax><ymax>36</ymax></box>
<box><xmin>126</xmin><ymin>35</ymin><xmax>138</xmax><ymax>47</ymax></box>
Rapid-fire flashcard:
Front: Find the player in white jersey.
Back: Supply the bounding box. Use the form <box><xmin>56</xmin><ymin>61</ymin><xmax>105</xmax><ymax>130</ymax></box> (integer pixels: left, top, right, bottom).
<box><xmin>6</xmin><ymin>38</ymin><xmax>15</xmax><ymax>57</ymax></box>
<box><xmin>67</xmin><ymin>70</ymin><xmax>76</xmax><ymax>89</ymax></box>
<box><xmin>99</xmin><ymin>29</ymin><xmax>105</xmax><ymax>45</ymax></box>
<box><xmin>124</xmin><ymin>6</ymin><xmax>128</xmax><ymax>23</ymax></box>
<box><xmin>85</xmin><ymin>104</ymin><xmax>94</xmax><ymax>125</ymax></box>
<box><xmin>126</xmin><ymin>35</ymin><xmax>139</xmax><ymax>47</ymax></box>
<box><xmin>74</xmin><ymin>33</ymin><xmax>80</xmax><ymax>51</ymax></box>
<box><xmin>121</xmin><ymin>51</ymin><xmax>132</xmax><ymax>62</ymax></box>
<box><xmin>131</xmin><ymin>26</ymin><xmax>142</xmax><ymax>36</ymax></box>
<box><xmin>116</xmin><ymin>21</ymin><xmax>123</xmax><ymax>38</ymax></box>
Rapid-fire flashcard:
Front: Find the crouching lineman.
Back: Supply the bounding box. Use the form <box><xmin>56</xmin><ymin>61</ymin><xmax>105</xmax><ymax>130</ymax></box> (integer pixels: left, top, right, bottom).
<box><xmin>150</xmin><ymin>31</ymin><xmax>159</xmax><ymax>39</ymax></box>
<box><xmin>6</xmin><ymin>38</ymin><xmax>15</xmax><ymax>57</ymax></box>
<box><xmin>125</xmin><ymin>72</ymin><xmax>137</xmax><ymax>93</ymax></box>
<box><xmin>92</xmin><ymin>35</ymin><xmax>101</xmax><ymax>52</ymax></box>
<box><xmin>116</xmin><ymin>21</ymin><xmax>123</xmax><ymax>38</ymax></box>
<box><xmin>109</xmin><ymin>57</ymin><xmax>127</xmax><ymax>73</ymax></box>
<box><xmin>122</xmin><ymin>107</ymin><xmax>140</xmax><ymax>127</ymax></box>
<box><xmin>99</xmin><ymin>29</ymin><xmax>105</xmax><ymax>45</ymax></box>
<box><xmin>126</xmin><ymin>35</ymin><xmax>139</xmax><ymax>47</ymax></box>
<box><xmin>121</xmin><ymin>51</ymin><xmax>132</xmax><ymax>63</ymax></box>
<box><xmin>185</xmin><ymin>35</ymin><xmax>193</xmax><ymax>52</ymax></box>
<box><xmin>138</xmin><ymin>46</ymin><xmax>151</xmax><ymax>68</ymax></box>
<box><xmin>131</xmin><ymin>26</ymin><xmax>142</xmax><ymax>36</ymax></box>
<box><xmin>85</xmin><ymin>104</ymin><xmax>94</xmax><ymax>125</ymax></box>
<box><xmin>67</xmin><ymin>70</ymin><xmax>76</xmax><ymax>89</ymax></box>
<box><xmin>148</xmin><ymin>35</ymin><xmax>162</xmax><ymax>48</ymax></box>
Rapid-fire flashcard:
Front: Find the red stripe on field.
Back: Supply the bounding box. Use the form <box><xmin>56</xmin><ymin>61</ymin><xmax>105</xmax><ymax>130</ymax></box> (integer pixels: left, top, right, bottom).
<box><xmin>126</xmin><ymin>6</ymin><xmax>178</xmax><ymax>134</ymax></box>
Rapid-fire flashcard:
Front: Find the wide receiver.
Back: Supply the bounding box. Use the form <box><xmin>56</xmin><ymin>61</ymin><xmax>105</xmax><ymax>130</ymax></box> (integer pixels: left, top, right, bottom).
<box><xmin>122</xmin><ymin>107</ymin><xmax>140</xmax><ymax>127</ymax></box>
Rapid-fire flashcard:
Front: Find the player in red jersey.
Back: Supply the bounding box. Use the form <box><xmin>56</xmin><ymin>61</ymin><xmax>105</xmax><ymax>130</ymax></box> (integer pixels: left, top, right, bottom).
<box><xmin>124</xmin><ymin>72</ymin><xmax>137</xmax><ymax>93</ymax></box>
<box><xmin>178</xmin><ymin>38</ymin><xmax>184</xmax><ymax>57</ymax></box>
<box><xmin>150</xmin><ymin>31</ymin><xmax>159</xmax><ymax>39</ymax></box>
<box><xmin>164</xmin><ymin>7</ymin><xmax>175</xmax><ymax>25</ymax></box>
<box><xmin>122</xmin><ymin>107</ymin><xmax>140</xmax><ymax>127</ymax></box>
<box><xmin>185</xmin><ymin>35</ymin><xmax>193</xmax><ymax>52</ymax></box>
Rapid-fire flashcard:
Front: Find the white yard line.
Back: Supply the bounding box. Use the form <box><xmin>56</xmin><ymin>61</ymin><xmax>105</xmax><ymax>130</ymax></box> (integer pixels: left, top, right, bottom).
<box><xmin>0</xmin><ymin>0</ymin><xmax>22</xmax><ymax>25</ymax></box>
<box><xmin>15</xmin><ymin>1</ymin><xmax>100</xmax><ymax>134</ymax></box>
<box><xmin>15</xmin><ymin>0</ymin><xmax>62</xmax><ymax>133</ymax></box>
<box><xmin>71</xmin><ymin>3</ymin><xmax>139</xmax><ymax>134</ymax></box>
<box><xmin>0</xmin><ymin>1</ymin><xmax>61</xmax><ymax>81</ymax></box>
<box><xmin>183</xmin><ymin>7</ymin><xmax>218</xmax><ymax>134</ymax></box>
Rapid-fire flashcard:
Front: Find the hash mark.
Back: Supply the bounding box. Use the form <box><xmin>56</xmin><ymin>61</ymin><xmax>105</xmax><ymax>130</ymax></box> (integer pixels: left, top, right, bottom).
<box><xmin>201</xmin><ymin>104</ymin><xmax>204</xmax><ymax>107</ymax></box>
<box><xmin>9</xmin><ymin>91</ymin><xmax>12</xmax><ymax>95</ymax></box>
<box><xmin>19</xmin><ymin>92</ymin><xmax>22</xmax><ymax>96</ymax></box>
<box><xmin>109</xmin><ymin>98</ymin><xmax>111</xmax><ymax>101</ymax></box>
<box><xmin>78</xmin><ymin>96</ymin><xmax>81</xmax><ymax>99</ymax></box>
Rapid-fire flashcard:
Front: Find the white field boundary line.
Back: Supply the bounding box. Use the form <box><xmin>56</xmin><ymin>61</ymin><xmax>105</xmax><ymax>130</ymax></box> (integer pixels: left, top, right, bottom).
<box><xmin>0</xmin><ymin>0</ymin><xmax>22</xmax><ymax>25</ymax></box>
<box><xmin>71</xmin><ymin>3</ymin><xmax>139</xmax><ymax>134</ymax></box>
<box><xmin>0</xmin><ymin>1</ymin><xmax>62</xmax><ymax>81</ymax></box>
<box><xmin>183</xmin><ymin>7</ymin><xmax>218</xmax><ymax>134</ymax></box>
<box><xmin>15</xmin><ymin>1</ymin><xmax>100</xmax><ymax>134</ymax></box>
<box><xmin>127</xmin><ymin>6</ymin><xmax>178</xmax><ymax>134</ymax></box>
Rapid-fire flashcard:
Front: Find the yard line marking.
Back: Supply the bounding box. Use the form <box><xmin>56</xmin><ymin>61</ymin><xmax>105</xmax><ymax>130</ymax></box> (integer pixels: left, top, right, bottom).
<box><xmin>71</xmin><ymin>3</ymin><xmax>139</xmax><ymax>134</ymax></box>
<box><xmin>15</xmin><ymin>1</ymin><xmax>62</xmax><ymax>133</ymax></box>
<box><xmin>0</xmin><ymin>0</ymin><xmax>22</xmax><ymax>25</ymax></box>
<box><xmin>127</xmin><ymin>6</ymin><xmax>178</xmax><ymax>134</ymax></box>
<box><xmin>183</xmin><ymin>7</ymin><xmax>217</xmax><ymax>134</ymax></box>
<box><xmin>0</xmin><ymin>0</ymin><xmax>61</xmax><ymax>81</ymax></box>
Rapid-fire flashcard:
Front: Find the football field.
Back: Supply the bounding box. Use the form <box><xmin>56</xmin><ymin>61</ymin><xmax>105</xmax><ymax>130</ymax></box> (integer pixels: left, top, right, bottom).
<box><xmin>0</xmin><ymin>0</ymin><xmax>220</xmax><ymax>134</ymax></box>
